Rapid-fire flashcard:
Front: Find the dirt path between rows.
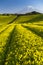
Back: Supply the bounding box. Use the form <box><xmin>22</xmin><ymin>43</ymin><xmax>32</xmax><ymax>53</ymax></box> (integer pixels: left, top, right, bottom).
<box><xmin>8</xmin><ymin>15</ymin><xmax>19</xmax><ymax>24</ymax></box>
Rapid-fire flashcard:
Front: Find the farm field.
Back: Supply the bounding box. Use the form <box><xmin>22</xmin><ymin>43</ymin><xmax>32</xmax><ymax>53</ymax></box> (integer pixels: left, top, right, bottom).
<box><xmin>0</xmin><ymin>14</ymin><xmax>43</xmax><ymax>65</ymax></box>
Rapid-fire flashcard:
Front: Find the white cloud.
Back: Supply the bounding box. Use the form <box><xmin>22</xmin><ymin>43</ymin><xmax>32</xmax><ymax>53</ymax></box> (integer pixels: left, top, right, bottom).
<box><xmin>27</xmin><ymin>5</ymin><xmax>34</xmax><ymax>9</ymax></box>
<box><xmin>17</xmin><ymin>5</ymin><xmax>43</xmax><ymax>14</ymax></box>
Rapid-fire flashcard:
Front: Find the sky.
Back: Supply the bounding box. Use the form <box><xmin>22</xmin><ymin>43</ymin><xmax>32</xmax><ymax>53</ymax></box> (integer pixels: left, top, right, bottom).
<box><xmin>0</xmin><ymin>0</ymin><xmax>43</xmax><ymax>13</ymax></box>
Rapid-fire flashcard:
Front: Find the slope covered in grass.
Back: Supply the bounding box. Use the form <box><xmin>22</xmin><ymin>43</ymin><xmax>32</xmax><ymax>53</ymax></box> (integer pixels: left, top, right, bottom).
<box><xmin>13</xmin><ymin>14</ymin><xmax>43</xmax><ymax>24</ymax></box>
<box><xmin>14</xmin><ymin>14</ymin><xmax>40</xmax><ymax>23</ymax></box>
<box><xmin>28</xmin><ymin>14</ymin><xmax>43</xmax><ymax>23</ymax></box>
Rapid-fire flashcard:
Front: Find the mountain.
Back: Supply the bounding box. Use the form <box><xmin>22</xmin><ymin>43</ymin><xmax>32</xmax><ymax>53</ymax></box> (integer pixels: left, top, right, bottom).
<box><xmin>25</xmin><ymin>11</ymin><xmax>41</xmax><ymax>15</ymax></box>
<box><xmin>16</xmin><ymin>6</ymin><xmax>42</xmax><ymax>14</ymax></box>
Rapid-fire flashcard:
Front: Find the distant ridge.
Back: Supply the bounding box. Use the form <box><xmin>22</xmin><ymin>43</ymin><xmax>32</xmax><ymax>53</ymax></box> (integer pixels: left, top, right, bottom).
<box><xmin>25</xmin><ymin>11</ymin><xmax>41</xmax><ymax>15</ymax></box>
<box><xmin>0</xmin><ymin>11</ymin><xmax>42</xmax><ymax>16</ymax></box>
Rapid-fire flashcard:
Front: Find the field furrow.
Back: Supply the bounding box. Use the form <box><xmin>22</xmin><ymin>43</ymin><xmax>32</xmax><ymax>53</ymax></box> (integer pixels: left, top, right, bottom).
<box><xmin>22</xmin><ymin>24</ymin><xmax>43</xmax><ymax>38</ymax></box>
<box><xmin>0</xmin><ymin>24</ymin><xmax>16</xmax><ymax>65</ymax></box>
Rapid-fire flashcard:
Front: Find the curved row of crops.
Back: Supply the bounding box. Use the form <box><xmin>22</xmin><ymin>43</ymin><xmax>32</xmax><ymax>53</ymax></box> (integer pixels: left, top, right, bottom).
<box><xmin>22</xmin><ymin>24</ymin><xmax>43</xmax><ymax>38</ymax></box>
<box><xmin>0</xmin><ymin>24</ymin><xmax>16</xmax><ymax>65</ymax></box>
<box><xmin>32</xmin><ymin>21</ymin><xmax>43</xmax><ymax>26</ymax></box>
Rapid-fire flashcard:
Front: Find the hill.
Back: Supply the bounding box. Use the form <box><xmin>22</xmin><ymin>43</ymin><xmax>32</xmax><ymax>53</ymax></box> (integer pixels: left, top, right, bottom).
<box><xmin>25</xmin><ymin>11</ymin><xmax>41</xmax><ymax>15</ymax></box>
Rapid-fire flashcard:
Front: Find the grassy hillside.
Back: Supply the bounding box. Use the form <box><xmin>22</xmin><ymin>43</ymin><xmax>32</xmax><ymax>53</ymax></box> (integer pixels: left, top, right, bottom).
<box><xmin>14</xmin><ymin>14</ymin><xmax>40</xmax><ymax>23</ymax></box>
<box><xmin>0</xmin><ymin>15</ymin><xmax>17</xmax><ymax>25</ymax></box>
<box><xmin>0</xmin><ymin>13</ymin><xmax>43</xmax><ymax>65</ymax></box>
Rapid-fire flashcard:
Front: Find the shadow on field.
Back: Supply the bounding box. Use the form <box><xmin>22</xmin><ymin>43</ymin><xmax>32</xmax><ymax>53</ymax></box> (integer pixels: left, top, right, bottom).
<box><xmin>22</xmin><ymin>25</ymin><xmax>43</xmax><ymax>38</ymax></box>
<box><xmin>27</xmin><ymin>14</ymin><xmax>43</xmax><ymax>23</ymax></box>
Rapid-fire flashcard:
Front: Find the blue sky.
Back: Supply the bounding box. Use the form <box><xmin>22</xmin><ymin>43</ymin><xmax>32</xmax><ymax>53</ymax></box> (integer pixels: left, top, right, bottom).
<box><xmin>0</xmin><ymin>0</ymin><xmax>43</xmax><ymax>13</ymax></box>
